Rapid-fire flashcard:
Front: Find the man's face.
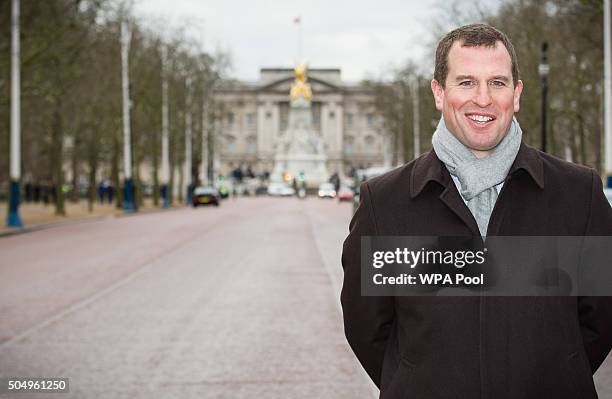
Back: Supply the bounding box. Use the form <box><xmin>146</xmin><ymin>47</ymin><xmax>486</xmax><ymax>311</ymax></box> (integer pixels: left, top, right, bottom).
<box><xmin>431</xmin><ymin>41</ymin><xmax>523</xmax><ymax>158</ymax></box>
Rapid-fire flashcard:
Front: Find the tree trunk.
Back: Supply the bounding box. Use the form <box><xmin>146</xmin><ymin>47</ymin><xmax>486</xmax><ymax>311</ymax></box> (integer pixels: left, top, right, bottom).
<box><xmin>178</xmin><ymin>162</ymin><xmax>184</xmax><ymax>204</ymax></box>
<box><xmin>578</xmin><ymin>115</ymin><xmax>587</xmax><ymax>166</ymax></box>
<box><xmin>87</xmin><ymin>144</ymin><xmax>97</xmax><ymax>213</ymax></box>
<box><xmin>208</xmin><ymin>117</ymin><xmax>215</xmax><ymax>184</ymax></box>
<box><xmin>70</xmin><ymin>134</ymin><xmax>79</xmax><ymax>203</ymax></box>
<box><xmin>168</xmin><ymin>148</ymin><xmax>175</xmax><ymax>205</ymax></box>
<box><xmin>112</xmin><ymin>127</ymin><xmax>122</xmax><ymax>209</ymax></box>
<box><xmin>51</xmin><ymin>106</ymin><xmax>65</xmax><ymax>216</ymax></box>
<box><xmin>594</xmin><ymin>107</ymin><xmax>602</xmax><ymax>175</ymax></box>
<box><xmin>571</xmin><ymin>125</ymin><xmax>579</xmax><ymax>165</ymax></box>
<box><xmin>135</xmin><ymin>150</ymin><xmax>143</xmax><ymax>209</ymax></box>
<box><xmin>152</xmin><ymin>130</ymin><xmax>159</xmax><ymax>206</ymax></box>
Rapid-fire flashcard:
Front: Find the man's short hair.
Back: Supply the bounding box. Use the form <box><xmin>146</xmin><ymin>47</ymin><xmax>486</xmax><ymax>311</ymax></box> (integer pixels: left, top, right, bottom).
<box><xmin>434</xmin><ymin>23</ymin><xmax>520</xmax><ymax>87</ymax></box>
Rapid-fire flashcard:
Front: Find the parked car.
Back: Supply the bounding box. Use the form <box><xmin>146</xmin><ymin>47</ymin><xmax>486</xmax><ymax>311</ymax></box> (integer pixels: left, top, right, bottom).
<box><xmin>267</xmin><ymin>182</ymin><xmax>295</xmax><ymax>197</ymax></box>
<box><xmin>280</xmin><ymin>185</ymin><xmax>296</xmax><ymax>196</ymax></box>
<box><xmin>318</xmin><ymin>183</ymin><xmax>336</xmax><ymax>199</ymax></box>
<box><xmin>192</xmin><ymin>186</ymin><xmax>220</xmax><ymax>207</ymax></box>
<box><xmin>337</xmin><ymin>186</ymin><xmax>355</xmax><ymax>202</ymax></box>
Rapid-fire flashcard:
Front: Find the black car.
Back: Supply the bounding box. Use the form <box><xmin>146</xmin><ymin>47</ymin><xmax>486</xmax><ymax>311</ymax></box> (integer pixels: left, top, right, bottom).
<box><xmin>192</xmin><ymin>187</ymin><xmax>220</xmax><ymax>207</ymax></box>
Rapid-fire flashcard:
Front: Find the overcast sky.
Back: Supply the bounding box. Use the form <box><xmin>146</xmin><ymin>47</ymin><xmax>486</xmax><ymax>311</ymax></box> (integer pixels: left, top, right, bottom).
<box><xmin>133</xmin><ymin>0</ymin><xmax>502</xmax><ymax>83</ymax></box>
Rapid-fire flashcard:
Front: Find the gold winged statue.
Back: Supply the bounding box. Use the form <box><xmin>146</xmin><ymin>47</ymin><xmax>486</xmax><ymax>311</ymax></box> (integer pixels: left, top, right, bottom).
<box><xmin>290</xmin><ymin>64</ymin><xmax>312</xmax><ymax>101</ymax></box>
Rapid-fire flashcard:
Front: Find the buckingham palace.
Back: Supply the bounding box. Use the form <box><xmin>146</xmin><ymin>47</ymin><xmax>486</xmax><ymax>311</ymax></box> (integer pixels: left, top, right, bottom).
<box><xmin>213</xmin><ymin>67</ymin><xmax>392</xmax><ymax>179</ymax></box>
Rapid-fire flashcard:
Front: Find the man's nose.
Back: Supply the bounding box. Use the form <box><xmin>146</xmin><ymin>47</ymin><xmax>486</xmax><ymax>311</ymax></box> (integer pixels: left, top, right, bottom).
<box><xmin>473</xmin><ymin>84</ymin><xmax>493</xmax><ymax>107</ymax></box>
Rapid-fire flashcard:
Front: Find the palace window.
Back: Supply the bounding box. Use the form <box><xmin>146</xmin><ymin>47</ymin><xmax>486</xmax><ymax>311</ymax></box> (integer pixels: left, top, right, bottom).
<box><xmin>343</xmin><ymin>136</ymin><xmax>354</xmax><ymax>154</ymax></box>
<box><xmin>279</xmin><ymin>102</ymin><xmax>289</xmax><ymax>131</ymax></box>
<box><xmin>365</xmin><ymin>135</ymin><xmax>376</xmax><ymax>154</ymax></box>
<box><xmin>246</xmin><ymin>113</ymin><xmax>256</xmax><ymax>127</ymax></box>
<box><xmin>366</xmin><ymin>113</ymin><xmax>375</xmax><ymax>128</ymax></box>
<box><xmin>311</xmin><ymin>102</ymin><xmax>322</xmax><ymax>131</ymax></box>
<box><xmin>345</xmin><ymin>113</ymin><xmax>353</xmax><ymax>127</ymax></box>
<box><xmin>225</xmin><ymin>135</ymin><xmax>236</xmax><ymax>153</ymax></box>
<box><xmin>246</xmin><ymin>136</ymin><xmax>257</xmax><ymax>154</ymax></box>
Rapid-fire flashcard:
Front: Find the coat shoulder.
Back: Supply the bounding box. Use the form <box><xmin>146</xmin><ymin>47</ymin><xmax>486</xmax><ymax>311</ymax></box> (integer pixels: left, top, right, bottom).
<box><xmin>539</xmin><ymin>150</ymin><xmax>594</xmax><ymax>183</ymax></box>
<box><xmin>536</xmin><ymin>150</ymin><xmax>596</xmax><ymax>197</ymax></box>
<box><xmin>364</xmin><ymin>157</ymin><xmax>421</xmax><ymax>198</ymax></box>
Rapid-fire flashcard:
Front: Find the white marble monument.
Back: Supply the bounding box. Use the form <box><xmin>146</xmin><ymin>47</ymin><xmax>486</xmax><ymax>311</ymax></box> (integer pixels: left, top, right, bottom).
<box><xmin>271</xmin><ymin>65</ymin><xmax>329</xmax><ymax>188</ymax></box>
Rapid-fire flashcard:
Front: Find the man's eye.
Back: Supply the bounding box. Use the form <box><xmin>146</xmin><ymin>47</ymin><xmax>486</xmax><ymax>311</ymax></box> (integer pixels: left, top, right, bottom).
<box><xmin>491</xmin><ymin>80</ymin><xmax>506</xmax><ymax>87</ymax></box>
<box><xmin>459</xmin><ymin>81</ymin><xmax>474</xmax><ymax>87</ymax></box>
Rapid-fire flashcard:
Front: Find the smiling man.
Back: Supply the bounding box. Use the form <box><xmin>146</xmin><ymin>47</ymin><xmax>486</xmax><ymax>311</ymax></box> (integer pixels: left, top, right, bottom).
<box><xmin>341</xmin><ymin>24</ymin><xmax>612</xmax><ymax>398</ymax></box>
<box><xmin>431</xmin><ymin>36</ymin><xmax>521</xmax><ymax>159</ymax></box>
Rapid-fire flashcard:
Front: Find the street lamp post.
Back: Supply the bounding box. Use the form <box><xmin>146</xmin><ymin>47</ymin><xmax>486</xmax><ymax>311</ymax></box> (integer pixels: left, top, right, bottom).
<box><xmin>161</xmin><ymin>45</ymin><xmax>170</xmax><ymax>208</ymax></box>
<box><xmin>7</xmin><ymin>0</ymin><xmax>22</xmax><ymax>228</ymax></box>
<box><xmin>121</xmin><ymin>18</ymin><xmax>135</xmax><ymax>212</ymax></box>
<box><xmin>209</xmin><ymin>108</ymin><xmax>220</xmax><ymax>184</ymax></box>
<box><xmin>201</xmin><ymin>90</ymin><xmax>209</xmax><ymax>186</ymax></box>
<box><xmin>538</xmin><ymin>42</ymin><xmax>550</xmax><ymax>153</ymax></box>
<box><xmin>184</xmin><ymin>75</ymin><xmax>193</xmax><ymax>205</ymax></box>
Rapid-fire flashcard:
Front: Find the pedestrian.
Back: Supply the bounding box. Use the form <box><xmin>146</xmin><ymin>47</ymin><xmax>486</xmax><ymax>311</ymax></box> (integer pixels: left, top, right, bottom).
<box><xmin>24</xmin><ymin>181</ymin><xmax>32</xmax><ymax>202</ymax></box>
<box><xmin>41</xmin><ymin>182</ymin><xmax>49</xmax><ymax>205</ymax></box>
<box><xmin>49</xmin><ymin>184</ymin><xmax>56</xmax><ymax>204</ymax></box>
<box><xmin>97</xmin><ymin>181</ymin><xmax>105</xmax><ymax>204</ymax></box>
<box><xmin>341</xmin><ymin>23</ymin><xmax>612</xmax><ymax>399</ymax></box>
<box><xmin>329</xmin><ymin>172</ymin><xmax>340</xmax><ymax>192</ymax></box>
<box><xmin>33</xmin><ymin>182</ymin><xmax>41</xmax><ymax>203</ymax></box>
<box><xmin>107</xmin><ymin>182</ymin><xmax>114</xmax><ymax>204</ymax></box>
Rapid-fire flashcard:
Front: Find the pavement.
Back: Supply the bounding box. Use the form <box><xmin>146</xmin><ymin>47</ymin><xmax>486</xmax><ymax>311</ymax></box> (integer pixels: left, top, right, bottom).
<box><xmin>0</xmin><ymin>197</ymin><xmax>610</xmax><ymax>398</ymax></box>
<box><xmin>0</xmin><ymin>199</ymin><xmax>173</xmax><ymax>236</ymax></box>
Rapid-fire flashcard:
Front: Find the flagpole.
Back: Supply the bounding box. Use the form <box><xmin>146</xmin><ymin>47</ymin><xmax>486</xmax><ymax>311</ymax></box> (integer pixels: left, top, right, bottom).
<box><xmin>299</xmin><ymin>18</ymin><xmax>302</xmax><ymax>63</ymax></box>
<box><xmin>294</xmin><ymin>16</ymin><xmax>302</xmax><ymax>64</ymax></box>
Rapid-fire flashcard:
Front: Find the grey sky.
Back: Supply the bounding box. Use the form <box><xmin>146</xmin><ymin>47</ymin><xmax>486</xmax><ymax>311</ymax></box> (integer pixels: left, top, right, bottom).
<box><xmin>133</xmin><ymin>0</ymin><xmax>502</xmax><ymax>83</ymax></box>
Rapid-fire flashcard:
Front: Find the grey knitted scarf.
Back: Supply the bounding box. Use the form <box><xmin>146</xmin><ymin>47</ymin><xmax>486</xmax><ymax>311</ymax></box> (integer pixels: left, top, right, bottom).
<box><xmin>431</xmin><ymin>117</ymin><xmax>522</xmax><ymax>237</ymax></box>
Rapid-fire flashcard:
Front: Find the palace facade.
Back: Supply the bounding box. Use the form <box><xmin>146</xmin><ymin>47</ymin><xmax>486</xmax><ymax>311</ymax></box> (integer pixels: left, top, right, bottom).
<box><xmin>213</xmin><ymin>68</ymin><xmax>391</xmax><ymax>178</ymax></box>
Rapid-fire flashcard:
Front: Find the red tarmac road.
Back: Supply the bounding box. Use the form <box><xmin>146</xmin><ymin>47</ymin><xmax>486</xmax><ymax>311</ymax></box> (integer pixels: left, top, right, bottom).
<box><xmin>0</xmin><ymin>198</ymin><xmax>375</xmax><ymax>398</ymax></box>
<box><xmin>0</xmin><ymin>197</ymin><xmax>610</xmax><ymax>398</ymax></box>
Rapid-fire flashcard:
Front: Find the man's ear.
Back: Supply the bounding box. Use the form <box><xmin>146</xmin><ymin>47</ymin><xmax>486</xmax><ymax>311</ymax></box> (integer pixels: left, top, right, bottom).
<box><xmin>431</xmin><ymin>79</ymin><xmax>444</xmax><ymax>111</ymax></box>
<box><xmin>513</xmin><ymin>79</ymin><xmax>523</xmax><ymax>113</ymax></box>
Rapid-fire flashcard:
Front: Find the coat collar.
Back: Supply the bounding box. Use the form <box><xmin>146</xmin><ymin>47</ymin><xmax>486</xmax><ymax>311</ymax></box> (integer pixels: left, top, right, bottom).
<box><xmin>410</xmin><ymin>142</ymin><xmax>544</xmax><ymax>199</ymax></box>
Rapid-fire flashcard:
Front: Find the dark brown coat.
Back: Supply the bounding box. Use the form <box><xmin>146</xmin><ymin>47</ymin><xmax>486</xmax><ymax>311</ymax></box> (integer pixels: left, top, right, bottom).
<box><xmin>341</xmin><ymin>143</ymin><xmax>612</xmax><ymax>399</ymax></box>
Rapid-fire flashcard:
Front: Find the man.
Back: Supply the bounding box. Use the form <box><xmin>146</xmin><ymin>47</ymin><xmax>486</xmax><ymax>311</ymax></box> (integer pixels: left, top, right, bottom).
<box><xmin>341</xmin><ymin>24</ymin><xmax>612</xmax><ymax>399</ymax></box>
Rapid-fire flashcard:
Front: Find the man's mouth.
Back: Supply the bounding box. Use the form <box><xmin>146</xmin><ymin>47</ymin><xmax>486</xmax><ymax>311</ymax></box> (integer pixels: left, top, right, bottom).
<box><xmin>466</xmin><ymin>113</ymin><xmax>496</xmax><ymax>125</ymax></box>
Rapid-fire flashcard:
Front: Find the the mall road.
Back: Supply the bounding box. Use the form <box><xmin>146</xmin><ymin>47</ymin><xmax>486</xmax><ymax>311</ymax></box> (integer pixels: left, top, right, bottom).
<box><xmin>0</xmin><ymin>197</ymin><xmax>375</xmax><ymax>399</ymax></box>
<box><xmin>1</xmin><ymin>197</ymin><xmax>611</xmax><ymax>398</ymax></box>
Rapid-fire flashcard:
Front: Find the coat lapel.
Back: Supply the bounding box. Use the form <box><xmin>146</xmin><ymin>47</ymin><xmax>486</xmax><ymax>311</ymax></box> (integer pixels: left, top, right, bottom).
<box><xmin>411</xmin><ymin>150</ymin><xmax>481</xmax><ymax>236</ymax></box>
<box><xmin>439</xmin><ymin>180</ymin><xmax>481</xmax><ymax>237</ymax></box>
<box><xmin>412</xmin><ymin>145</ymin><xmax>544</xmax><ymax>238</ymax></box>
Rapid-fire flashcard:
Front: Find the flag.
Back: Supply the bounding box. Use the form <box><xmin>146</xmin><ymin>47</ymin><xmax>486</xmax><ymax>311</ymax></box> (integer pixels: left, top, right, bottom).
<box><xmin>293</xmin><ymin>16</ymin><xmax>301</xmax><ymax>24</ymax></box>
